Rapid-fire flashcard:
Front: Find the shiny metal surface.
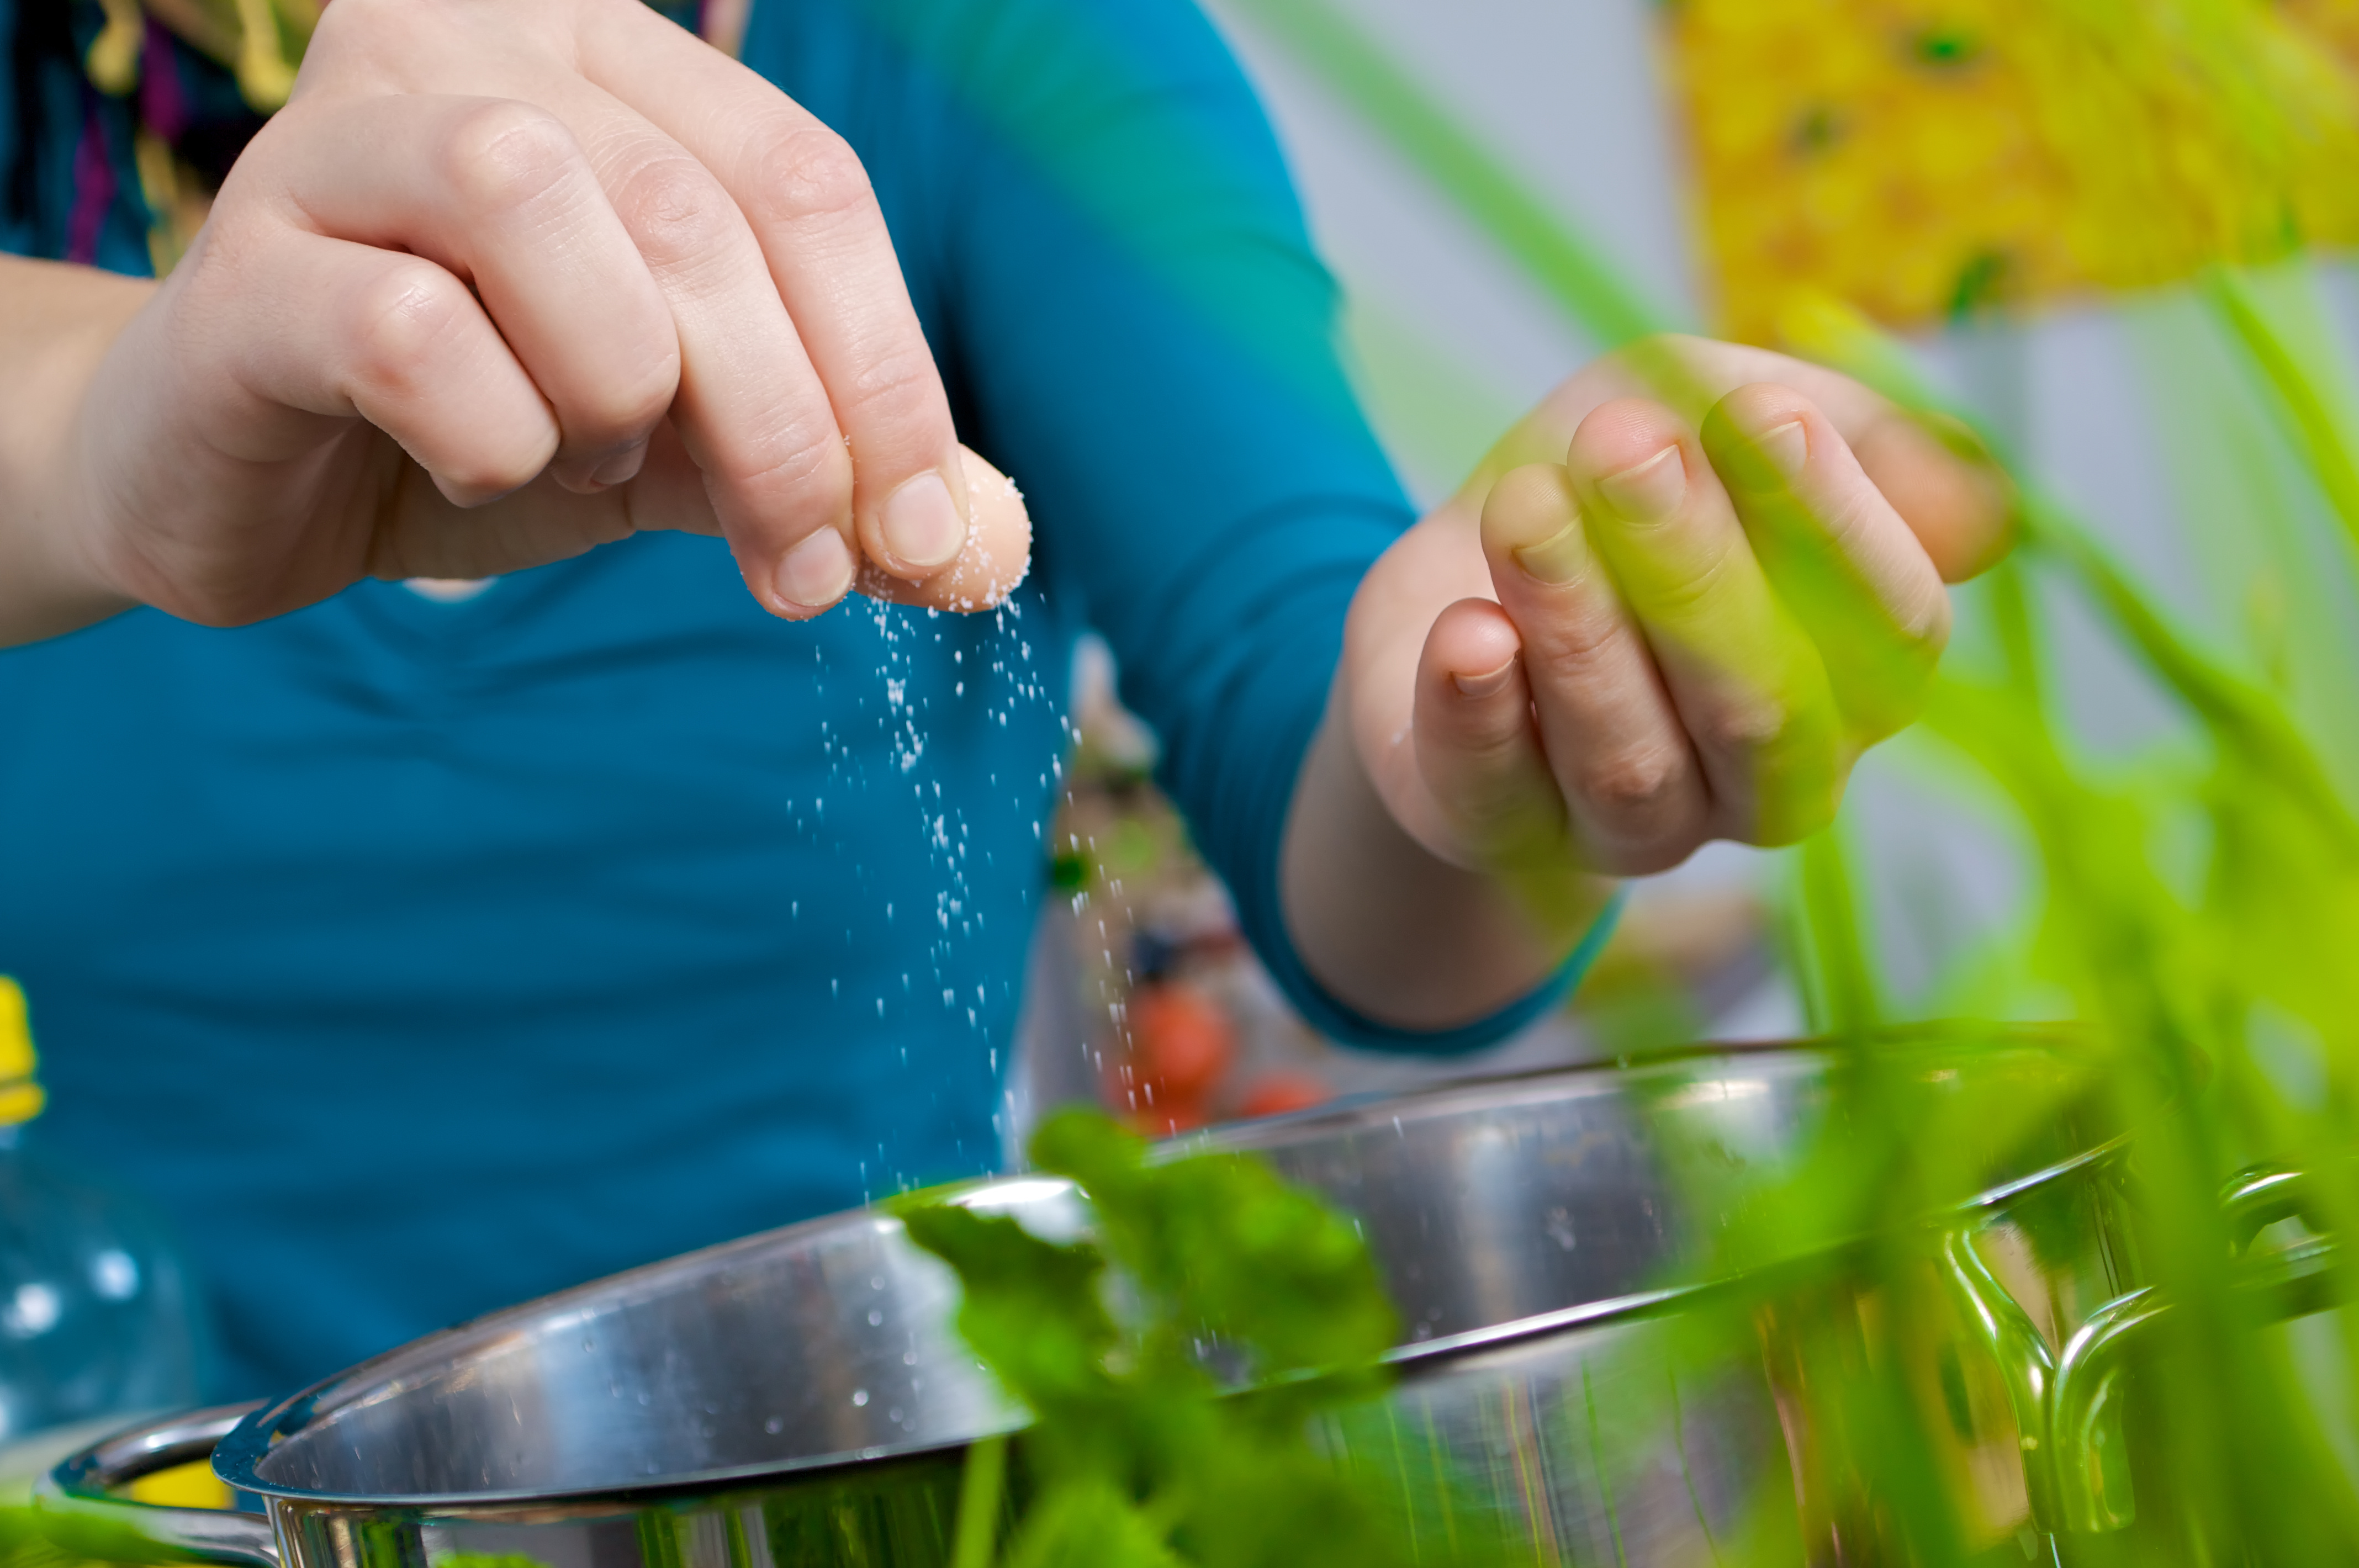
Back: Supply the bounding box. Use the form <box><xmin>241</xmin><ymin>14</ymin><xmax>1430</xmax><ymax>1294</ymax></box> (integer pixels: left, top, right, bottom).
<box><xmin>39</xmin><ymin>1403</ymin><xmax>280</xmax><ymax>1565</ymax></box>
<box><xmin>219</xmin><ymin>1195</ymin><xmax>1051</xmax><ymax>1501</ymax></box>
<box><xmin>41</xmin><ymin>1036</ymin><xmax>2167</xmax><ymax>1565</ymax></box>
<box><xmin>218</xmin><ymin>1037</ymin><xmax>2099</xmax><ymax>1505</ymax></box>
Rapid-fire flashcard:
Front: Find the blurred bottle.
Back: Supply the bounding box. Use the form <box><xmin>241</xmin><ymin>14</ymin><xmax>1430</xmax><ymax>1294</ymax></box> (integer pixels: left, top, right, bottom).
<box><xmin>0</xmin><ymin>977</ymin><xmax>204</xmax><ymax>1441</ymax></box>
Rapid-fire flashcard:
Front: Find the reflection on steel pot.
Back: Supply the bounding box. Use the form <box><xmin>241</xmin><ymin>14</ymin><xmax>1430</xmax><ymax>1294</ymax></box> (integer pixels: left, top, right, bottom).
<box><xmin>35</xmin><ymin>1033</ymin><xmax>2327</xmax><ymax>1565</ymax></box>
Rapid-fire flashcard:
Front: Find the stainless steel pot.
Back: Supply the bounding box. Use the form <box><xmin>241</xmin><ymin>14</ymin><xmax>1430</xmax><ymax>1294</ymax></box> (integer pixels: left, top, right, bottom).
<box><xmin>36</xmin><ymin>1035</ymin><xmax>2319</xmax><ymax>1565</ymax></box>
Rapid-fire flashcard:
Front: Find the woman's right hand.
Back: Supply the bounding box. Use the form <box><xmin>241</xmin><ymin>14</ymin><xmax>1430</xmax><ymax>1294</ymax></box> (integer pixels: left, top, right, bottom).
<box><xmin>2</xmin><ymin>0</ymin><xmax>1029</xmax><ymax>648</ymax></box>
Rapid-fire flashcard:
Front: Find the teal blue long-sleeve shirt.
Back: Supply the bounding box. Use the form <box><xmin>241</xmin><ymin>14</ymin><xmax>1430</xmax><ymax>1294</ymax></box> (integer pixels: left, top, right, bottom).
<box><xmin>0</xmin><ymin>0</ymin><xmax>1593</xmax><ymax>1400</ymax></box>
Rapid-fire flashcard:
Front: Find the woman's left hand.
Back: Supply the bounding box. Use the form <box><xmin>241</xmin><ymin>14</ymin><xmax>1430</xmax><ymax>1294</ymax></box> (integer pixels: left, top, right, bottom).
<box><xmin>1282</xmin><ymin>335</ymin><xmax>2014</xmax><ymax>1031</ymax></box>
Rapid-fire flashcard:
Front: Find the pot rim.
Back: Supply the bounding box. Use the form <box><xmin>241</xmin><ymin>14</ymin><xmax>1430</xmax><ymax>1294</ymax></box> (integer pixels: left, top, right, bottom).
<box><xmin>215</xmin><ymin>1025</ymin><xmax>2116</xmax><ymax>1510</ymax></box>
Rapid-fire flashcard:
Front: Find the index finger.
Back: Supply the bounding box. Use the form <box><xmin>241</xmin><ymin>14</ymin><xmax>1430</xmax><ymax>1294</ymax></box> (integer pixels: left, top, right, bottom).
<box><xmin>1568</xmin><ymin>398</ymin><xmax>1846</xmax><ymax>845</ymax></box>
<box><xmin>1703</xmin><ymin>384</ymin><xmax>1951</xmax><ymax>740</ymax></box>
<box><xmin>578</xmin><ymin>9</ymin><xmax>974</xmax><ymax>587</ymax></box>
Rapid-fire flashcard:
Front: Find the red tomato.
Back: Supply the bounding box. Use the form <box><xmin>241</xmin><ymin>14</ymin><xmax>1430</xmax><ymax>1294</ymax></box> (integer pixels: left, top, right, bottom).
<box><xmin>1129</xmin><ymin>983</ymin><xmax>1235</xmax><ymax>1099</ymax></box>
<box><xmin>1237</xmin><ymin>1072</ymin><xmax>1330</xmax><ymax>1121</ymax></box>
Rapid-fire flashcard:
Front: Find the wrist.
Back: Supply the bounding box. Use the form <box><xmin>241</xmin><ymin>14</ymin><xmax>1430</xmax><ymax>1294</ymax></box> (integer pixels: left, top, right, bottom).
<box><xmin>1281</xmin><ymin>681</ymin><xmax>1615</xmax><ymax>1032</ymax></box>
<box><xmin>0</xmin><ymin>259</ymin><xmax>154</xmax><ymax>644</ymax></box>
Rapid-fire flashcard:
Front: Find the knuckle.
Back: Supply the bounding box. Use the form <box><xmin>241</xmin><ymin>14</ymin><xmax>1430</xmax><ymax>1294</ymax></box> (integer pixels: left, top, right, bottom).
<box><xmin>454</xmin><ymin>448</ymin><xmax>546</xmax><ymax>500</ymax></box>
<box><xmin>344</xmin><ymin>262</ymin><xmax>469</xmax><ymax>405</ymax></box>
<box><xmin>838</xmin><ymin>340</ymin><xmax>943</xmax><ymax>429</ymax></box>
<box><xmin>1453</xmin><ymin>711</ymin><xmax>1536</xmax><ymax>773</ymax></box>
<box><xmin>1707</xmin><ymin>692</ymin><xmax>1798</xmax><ymax>758</ymax></box>
<box><xmin>589</xmin><ymin>383</ymin><xmax>675</xmax><ymax>451</ymax></box>
<box><xmin>1645</xmin><ymin>548</ymin><xmax>1733</xmax><ymax>621</ymax></box>
<box><xmin>613</xmin><ymin>157</ymin><xmax>741</xmax><ymax>271</ymax></box>
<box><xmin>1528</xmin><ymin>602</ymin><xmax>1625</xmax><ymax>676</ymax></box>
<box><xmin>1577</xmin><ymin>741</ymin><xmax>1686</xmax><ymax>823</ymax></box>
<box><xmin>747</xmin><ymin>122</ymin><xmax>876</xmax><ymax>228</ymax></box>
<box><xmin>440</xmin><ymin>102</ymin><xmax>583</xmax><ymax>221</ymax></box>
<box><xmin>1811</xmin><ymin>488</ymin><xmax>1878</xmax><ymax>553</ymax></box>
<box><xmin>1438</xmin><ymin>762</ymin><xmax>1559</xmax><ymax>856</ymax></box>
<box><xmin>720</xmin><ymin>415</ymin><xmax>854</xmax><ymax>519</ymax></box>
<box><xmin>343</xmin><ymin>265</ymin><xmax>546</xmax><ymax>496</ymax></box>
<box><xmin>434</xmin><ymin>435</ymin><xmax>544</xmax><ymax>500</ymax></box>
<box><xmin>563</xmin><ymin>347</ymin><xmax>679</xmax><ymax>449</ymax></box>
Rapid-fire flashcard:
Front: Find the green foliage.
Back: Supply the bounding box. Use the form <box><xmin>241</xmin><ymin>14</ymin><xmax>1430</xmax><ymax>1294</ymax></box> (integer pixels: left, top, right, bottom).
<box><xmin>0</xmin><ymin>1505</ymin><xmax>181</xmax><ymax>1568</ymax></box>
<box><xmin>1778</xmin><ymin>281</ymin><xmax>2359</xmax><ymax>1563</ymax></box>
<box><xmin>899</xmin><ymin>1109</ymin><xmax>1498</xmax><ymax>1568</ymax></box>
<box><xmin>1220</xmin><ymin>3</ymin><xmax>2359</xmax><ymax>1551</ymax></box>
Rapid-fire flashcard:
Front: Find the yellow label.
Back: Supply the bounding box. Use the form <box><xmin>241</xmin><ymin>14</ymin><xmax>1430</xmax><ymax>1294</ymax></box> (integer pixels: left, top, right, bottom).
<box><xmin>0</xmin><ymin>1082</ymin><xmax>45</xmax><ymax>1126</ymax></box>
<box><xmin>0</xmin><ymin>978</ymin><xmax>34</xmax><ymax>1085</ymax></box>
<box><xmin>125</xmin><ymin>1458</ymin><xmax>236</xmax><ymax>1511</ymax></box>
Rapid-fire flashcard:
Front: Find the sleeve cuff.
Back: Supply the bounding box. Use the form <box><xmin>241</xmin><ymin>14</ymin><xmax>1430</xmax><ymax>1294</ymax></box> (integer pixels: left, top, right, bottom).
<box><xmin>1251</xmin><ymin>886</ymin><xmax>1626</xmax><ymax>1057</ymax></box>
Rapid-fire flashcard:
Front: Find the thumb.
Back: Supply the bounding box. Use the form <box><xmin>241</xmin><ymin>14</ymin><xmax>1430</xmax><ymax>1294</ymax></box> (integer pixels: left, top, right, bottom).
<box><xmin>1412</xmin><ymin>597</ymin><xmax>1565</xmax><ymax>870</ymax></box>
<box><xmin>856</xmin><ymin>444</ymin><xmax>1032</xmax><ymax>613</ymax></box>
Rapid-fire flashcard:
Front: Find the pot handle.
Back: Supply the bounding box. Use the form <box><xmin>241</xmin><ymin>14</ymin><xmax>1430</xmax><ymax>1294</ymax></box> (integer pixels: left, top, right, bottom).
<box><xmin>1941</xmin><ymin>1163</ymin><xmax>2344</xmax><ymax>1538</ymax></box>
<box><xmin>2047</xmin><ymin>1163</ymin><xmax>2342</xmax><ymax>1535</ymax></box>
<box><xmin>1937</xmin><ymin>1228</ymin><xmax>2061</xmax><ymax>1527</ymax></box>
<box><xmin>34</xmin><ymin>1402</ymin><xmax>280</xmax><ymax>1568</ymax></box>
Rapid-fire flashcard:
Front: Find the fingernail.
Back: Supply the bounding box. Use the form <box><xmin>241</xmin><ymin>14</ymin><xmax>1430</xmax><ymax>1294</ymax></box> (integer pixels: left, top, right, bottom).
<box><xmin>1595</xmin><ymin>445</ymin><xmax>1686</xmax><ymax>523</ymax></box>
<box><xmin>775</xmin><ymin>527</ymin><xmax>855</xmax><ymax>609</ymax></box>
<box><xmin>590</xmin><ymin>443</ymin><xmax>648</xmax><ymax>488</ymax></box>
<box><xmin>1452</xmin><ymin>658</ymin><xmax>1518</xmax><ymax>700</ymax></box>
<box><xmin>1513</xmin><ymin>520</ymin><xmax>1588</xmax><ymax>586</ymax></box>
<box><xmin>1753</xmin><ymin>419</ymin><xmax>1808</xmax><ymax>479</ymax></box>
<box><xmin>881</xmin><ymin>470</ymin><xmax>967</xmax><ymax>571</ymax></box>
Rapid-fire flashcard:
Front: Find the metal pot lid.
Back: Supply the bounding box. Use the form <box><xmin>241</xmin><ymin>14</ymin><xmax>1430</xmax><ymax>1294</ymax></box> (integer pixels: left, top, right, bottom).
<box><xmin>214</xmin><ymin>1029</ymin><xmax>2114</xmax><ymax>1508</ymax></box>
